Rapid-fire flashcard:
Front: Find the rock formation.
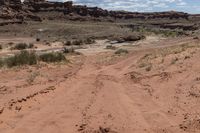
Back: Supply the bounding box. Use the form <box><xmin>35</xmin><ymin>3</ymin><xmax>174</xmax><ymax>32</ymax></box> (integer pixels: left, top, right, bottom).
<box><xmin>0</xmin><ymin>0</ymin><xmax>198</xmax><ymax>30</ymax></box>
<box><xmin>21</xmin><ymin>0</ymin><xmax>189</xmax><ymax>20</ymax></box>
<box><xmin>0</xmin><ymin>0</ymin><xmax>41</xmax><ymax>26</ymax></box>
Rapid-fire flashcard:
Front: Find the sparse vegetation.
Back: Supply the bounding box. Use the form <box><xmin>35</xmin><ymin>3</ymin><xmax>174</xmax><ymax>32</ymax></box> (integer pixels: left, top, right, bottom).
<box><xmin>64</xmin><ymin>38</ymin><xmax>95</xmax><ymax>46</ymax></box>
<box><xmin>13</xmin><ymin>43</ymin><xmax>28</xmax><ymax>50</ymax></box>
<box><xmin>64</xmin><ymin>41</ymin><xmax>72</xmax><ymax>46</ymax></box>
<box><xmin>28</xmin><ymin>43</ymin><xmax>34</xmax><ymax>48</ymax></box>
<box><xmin>115</xmin><ymin>49</ymin><xmax>129</xmax><ymax>55</ymax></box>
<box><xmin>72</xmin><ymin>40</ymin><xmax>83</xmax><ymax>45</ymax></box>
<box><xmin>39</xmin><ymin>52</ymin><xmax>66</xmax><ymax>63</ymax></box>
<box><xmin>84</xmin><ymin>38</ymin><xmax>95</xmax><ymax>44</ymax></box>
<box><xmin>12</xmin><ymin>43</ymin><xmax>35</xmax><ymax>50</ymax></box>
<box><xmin>0</xmin><ymin>50</ymin><xmax>68</xmax><ymax>68</ymax></box>
<box><xmin>106</xmin><ymin>45</ymin><xmax>116</xmax><ymax>50</ymax></box>
<box><xmin>7</xmin><ymin>42</ymin><xmax>14</xmax><ymax>46</ymax></box>
<box><xmin>27</xmin><ymin>72</ymin><xmax>40</xmax><ymax>85</ymax></box>
<box><xmin>5</xmin><ymin>51</ymin><xmax>37</xmax><ymax>68</ymax></box>
<box><xmin>136</xmin><ymin>27</ymin><xmax>185</xmax><ymax>37</ymax></box>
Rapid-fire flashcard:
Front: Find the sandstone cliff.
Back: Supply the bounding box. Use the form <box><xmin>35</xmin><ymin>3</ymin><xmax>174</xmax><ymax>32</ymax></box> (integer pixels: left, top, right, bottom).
<box><xmin>0</xmin><ymin>0</ymin><xmax>198</xmax><ymax>31</ymax></box>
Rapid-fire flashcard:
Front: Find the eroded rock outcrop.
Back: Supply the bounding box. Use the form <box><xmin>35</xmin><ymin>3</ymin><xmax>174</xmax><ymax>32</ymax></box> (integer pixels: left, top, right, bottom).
<box><xmin>0</xmin><ymin>0</ymin><xmax>41</xmax><ymax>26</ymax></box>
<box><xmin>0</xmin><ymin>0</ymin><xmax>197</xmax><ymax>30</ymax></box>
<box><xmin>22</xmin><ymin>0</ymin><xmax>189</xmax><ymax>20</ymax></box>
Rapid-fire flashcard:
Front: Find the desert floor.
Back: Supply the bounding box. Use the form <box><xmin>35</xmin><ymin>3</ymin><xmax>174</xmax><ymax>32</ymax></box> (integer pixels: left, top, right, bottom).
<box><xmin>0</xmin><ymin>36</ymin><xmax>200</xmax><ymax>133</ymax></box>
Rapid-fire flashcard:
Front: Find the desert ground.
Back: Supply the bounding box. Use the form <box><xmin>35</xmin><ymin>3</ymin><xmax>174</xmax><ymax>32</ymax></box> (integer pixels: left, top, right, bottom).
<box><xmin>1</xmin><ymin>28</ymin><xmax>200</xmax><ymax>133</ymax></box>
<box><xmin>1</xmin><ymin>1</ymin><xmax>200</xmax><ymax>132</ymax></box>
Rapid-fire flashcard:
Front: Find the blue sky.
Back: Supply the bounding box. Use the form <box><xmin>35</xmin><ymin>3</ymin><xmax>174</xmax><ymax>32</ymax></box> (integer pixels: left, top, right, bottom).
<box><xmin>50</xmin><ymin>0</ymin><xmax>200</xmax><ymax>14</ymax></box>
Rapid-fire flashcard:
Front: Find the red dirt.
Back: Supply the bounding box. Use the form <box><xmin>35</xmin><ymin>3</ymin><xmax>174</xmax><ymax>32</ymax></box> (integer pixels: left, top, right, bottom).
<box><xmin>0</xmin><ymin>37</ymin><xmax>200</xmax><ymax>133</ymax></box>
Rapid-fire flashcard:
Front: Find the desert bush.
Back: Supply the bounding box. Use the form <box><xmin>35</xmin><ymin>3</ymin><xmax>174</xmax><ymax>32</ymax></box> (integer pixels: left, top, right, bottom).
<box><xmin>39</xmin><ymin>52</ymin><xmax>66</xmax><ymax>63</ymax></box>
<box><xmin>8</xmin><ymin>42</ymin><xmax>14</xmax><ymax>46</ymax></box>
<box><xmin>5</xmin><ymin>51</ymin><xmax>37</xmax><ymax>68</ymax></box>
<box><xmin>27</xmin><ymin>72</ymin><xmax>40</xmax><ymax>85</ymax></box>
<box><xmin>115</xmin><ymin>49</ymin><xmax>129</xmax><ymax>55</ymax></box>
<box><xmin>0</xmin><ymin>45</ymin><xmax>2</xmax><ymax>50</ymax></box>
<box><xmin>13</xmin><ymin>43</ymin><xmax>28</xmax><ymax>50</ymax></box>
<box><xmin>72</xmin><ymin>40</ymin><xmax>83</xmax><ymax>45</ymax></box>
<box><xmin>36</xmin><ymin>38</ymin><xmax>40</xmax><ymax>42</ymax></box>
<box><xmin>0</xmin><ymin>51</ymin><xmax>67</xmax><ymax>68</ymax></box>
<box><xmin>106</xmin><ymin>45</ymin><xmax>116</xmax><ymax>50</ymax></box>
<box><xmin>163</xmin><ymin>31</ymin><xmax>178</xmax><ymax>37</ymax></box>
<box><xmin>64</xmin><ymin>41</ymin><xmax>72</xmax><ymax>46</ymax></box>
<box><xmin>12</xmin><ymin>43</ymin><xmax>35</xmax><ymax>50</ymax></box>
<box><xmin>84</xmin><ymin>38</ymin><xmax>95</xmax><ymax>44</ymax></box>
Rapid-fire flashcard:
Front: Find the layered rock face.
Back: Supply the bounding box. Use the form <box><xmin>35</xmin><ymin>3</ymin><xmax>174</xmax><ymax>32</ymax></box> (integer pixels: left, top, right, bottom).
<box><xmin>0</xmin><ymin>0</ymin><xmax>190</xmax><ymax>20</ymax></box>
<box><xmin>22</xmin><ymin>0</ymin><xmax>189</xmax><ymax>20</ymax></box>
<box><xmin>0</xmin><ymin>0</ymin><xmax>196</xmax><ymax>29</ymax></box>
<box><xmin>0</xmin><ymin>0</ymin><xmax>41</xmax><ymax>26</ymax></box>
<box><xmin>23</xmin><ymin>0</ymin><xmax>72</xmax><ymax>12</ymax></box>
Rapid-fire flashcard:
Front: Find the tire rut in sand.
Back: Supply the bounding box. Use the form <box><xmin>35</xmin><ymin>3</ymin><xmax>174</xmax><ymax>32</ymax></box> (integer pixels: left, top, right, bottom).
<box><xmin>77</xmin><ymin>74</ymin><xmax>119</xmax><ymax>133</ymax></box>
<box><xmin>0</xmin><ymin>86</ymin><xmax>56</xmax><ymax>115</ymax></box>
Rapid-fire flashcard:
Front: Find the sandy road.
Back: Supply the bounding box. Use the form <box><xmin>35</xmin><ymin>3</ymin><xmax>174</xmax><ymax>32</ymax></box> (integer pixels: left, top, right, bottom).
<box><xmin>0</xmin><ymin>54</ymin><xmax>183</xmax><ymax>133</ymax></box>
<box><xmin>1</xmin><ymin>36</ymin><xmax>200</xmax><ymax>133</ymax></box>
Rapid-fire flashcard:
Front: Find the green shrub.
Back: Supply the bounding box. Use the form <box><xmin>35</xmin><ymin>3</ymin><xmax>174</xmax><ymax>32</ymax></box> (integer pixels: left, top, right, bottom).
<box><xmin>115</xmin><ymin>49</ymin><xmax>129</xmax><ymax>55</ymax></box>
<box><xmin>0</xmin><ymin>51</ymin><xmax>67</xmax><ymax>68</ymax></box>
<box><xmin>13</xmin><ymin>43</ymin><xmax>28</xmax><ymax>50</ymax></box>
<box><xmin>39</xmin><ymin>52</ymin><xmax>66</xmax><ymax>63</ymax></box>
<box><xmin>6</xmin><ymin>51</ymin><xmax>37</xmax><ymax>68</ymax></box>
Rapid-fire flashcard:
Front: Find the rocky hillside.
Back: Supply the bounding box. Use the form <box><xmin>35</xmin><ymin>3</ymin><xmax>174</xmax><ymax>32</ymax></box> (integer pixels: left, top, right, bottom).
<box><xmin>23</xmin><ymin>0</ymin><xmax>189</xmax><ymax>20</ymax></box>
<box><xmin>0</xmin><ymin>0</ymin><xmax>199</xmax><ymax>31</ymax></box>
<box><xmin>0</xmin><ymin>0</ymin><xmax>41</xmax><ymax>26</ymax></box>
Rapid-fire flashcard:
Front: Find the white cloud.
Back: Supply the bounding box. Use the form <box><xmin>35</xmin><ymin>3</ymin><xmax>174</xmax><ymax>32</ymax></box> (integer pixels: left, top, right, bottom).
<box><xmin>71</xmin><ymin>0</ymin><xmax>188</xmax><ymax>11</ymax></box>
<box><xmin>48</xmin><ymin>0</ymin><xmax>189</xmax><ymax>12</ymax></box>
